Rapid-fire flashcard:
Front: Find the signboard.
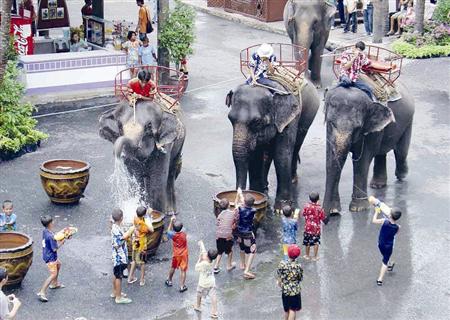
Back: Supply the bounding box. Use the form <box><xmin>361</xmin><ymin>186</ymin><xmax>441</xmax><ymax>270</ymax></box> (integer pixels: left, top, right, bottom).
<box><xmin>11</xmin><ymin>16</ymin><xmax>34</xmax><ymax>55</ymax></box>
<box><xmin>37</xmin><ymin>0</ymin><xmax>70</xmax><ymax>30</ymax></box>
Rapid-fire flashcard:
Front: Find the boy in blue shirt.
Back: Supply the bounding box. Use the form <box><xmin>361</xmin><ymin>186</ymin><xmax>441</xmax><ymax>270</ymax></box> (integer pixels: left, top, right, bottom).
<box><xmin>37</xmin><ymin>215</ymin><xmax>65</xmax><ymax>302</ymax></box>
<box><xmin>281</xmin><ymin>205</ymin><xmax>299</xmax><ymax>260</ymax></box>
<box><xmin>1</xmin><ymin>200</ymin><xmax>17</xmax><ymax>231</ymax></box>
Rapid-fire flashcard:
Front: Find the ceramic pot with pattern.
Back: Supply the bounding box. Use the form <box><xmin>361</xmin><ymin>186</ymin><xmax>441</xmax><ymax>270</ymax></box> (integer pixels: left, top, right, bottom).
<box><xmin>0</xmin><ymin>232</ymin><xmax>33</xmax><ymax>288</ymax></box>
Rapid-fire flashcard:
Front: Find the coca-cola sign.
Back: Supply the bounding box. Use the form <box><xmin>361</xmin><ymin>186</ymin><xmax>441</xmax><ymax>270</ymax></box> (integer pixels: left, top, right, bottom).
<box><xmin>10</xmin><ymin>17</ymin><xmax>34</xmax><ymax>55</ymax></box>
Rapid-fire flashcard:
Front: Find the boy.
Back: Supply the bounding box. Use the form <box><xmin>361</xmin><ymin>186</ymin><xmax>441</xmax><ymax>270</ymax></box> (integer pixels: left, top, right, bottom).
<box><xmin>139</xmin><ymin>36</ymin><xmax>157</xmax><ymax>67</ymax></box>
<box><xmin>165</xmin><ymin>216</ymin><xmax>188</xmax><ymax>292</ymax></box>
<box><xmin>302</xmin><ymin>192</ymin><xmax>327</xmax><ymax>261</ymax></box>
<box><xmin>111</xmin><ymin>209</ymin><xmax>135</xmax><ymax>304</ymax></box>
<box><xmin>0</xmin><ymin>268</ymin><xmax>21</xmax><ymax>319</ymax></box>
<box><xmin>370</xmin><ymin>196</ymin><xmax>401</xmax><ymax>286</ymax></box>
<box><xmin>128</xmin><ymin>206</ymin><xmax>154</xmax><ymax>286</ymax></box>
<box><xmin>1</xmin><ymin>200</ymin><xmax>17</xmax><ymax>231</ymax></box>
<box><xmin>213</xmin><ymin>198</ymin><xmax>238</xmax><ymax>274</ymax></box>
<box><xmin>281</xmin><ymin>205</ymin><xmax>299</xmax><ymax>261</ymax></box>
<box><xmin>276</xmin><ymin>244</ymin><xmax>303</xmax><ymax>320</ymax></box>
<box><xmin>193</xmin><ymin>240</ymin><xmax>219</xmax><ymax>319</ymax></box>
<box><xmin>37</xmin><ymin>215</ymin><xmax>65</xmax><ymax>302</ymax></box>
<box><xmin>235</xmin><ymin>191</ymin><xmax>257</xmax><ymax>279</ymax></box>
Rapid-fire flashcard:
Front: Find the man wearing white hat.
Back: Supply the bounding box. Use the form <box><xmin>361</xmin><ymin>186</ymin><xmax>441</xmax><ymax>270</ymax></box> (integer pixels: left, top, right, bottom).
<box><xmin>247</xmin><ymin>43</ymin><xmax>277</xmax><ymax>92</ymax></box>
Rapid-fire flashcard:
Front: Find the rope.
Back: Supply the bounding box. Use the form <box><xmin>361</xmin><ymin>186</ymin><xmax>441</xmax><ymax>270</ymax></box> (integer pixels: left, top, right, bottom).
<box><xmin>252</xmin><ymin>82</ymin><xmax>289</xmax><ymax>95</ymax></box>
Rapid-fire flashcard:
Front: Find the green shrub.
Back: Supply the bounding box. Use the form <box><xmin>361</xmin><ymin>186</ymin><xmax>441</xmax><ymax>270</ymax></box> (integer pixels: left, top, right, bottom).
<box><xmin>392</xmin><ymin>40</ymin><xmax>450</xmax><ymax>58</ymax></box>
<box><xmin>0</xmin><ymin>57</ymin><xmax>48</xmax><ymax>153</ymax></box>
<box><xmin>433</xmin><ymin>0</ymin><xmax>450</xmax><ymax>24</ymax></box>
<box><xmin>159</xmin><ymin>0</ymin><xmax>196</xmax><ymax>64</ymax></box>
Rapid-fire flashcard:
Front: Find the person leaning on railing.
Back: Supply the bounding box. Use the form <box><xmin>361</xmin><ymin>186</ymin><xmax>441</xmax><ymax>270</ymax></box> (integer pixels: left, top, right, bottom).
<box><xmin>127</xmin><ymin>69</ymin><xmax>157</xmax><ymax>103</ymax></box>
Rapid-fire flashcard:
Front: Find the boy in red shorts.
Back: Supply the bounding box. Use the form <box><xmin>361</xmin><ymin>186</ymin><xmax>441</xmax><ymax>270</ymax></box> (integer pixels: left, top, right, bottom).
<box><xmin>165</xmin><ymin>216</ymin><xmax>189</xmax><ymax>292</ymax></box>
<box><xmin>302</xmin><ymin>192</ymin><xmax>328</xmax><ymax>261</ymax></box>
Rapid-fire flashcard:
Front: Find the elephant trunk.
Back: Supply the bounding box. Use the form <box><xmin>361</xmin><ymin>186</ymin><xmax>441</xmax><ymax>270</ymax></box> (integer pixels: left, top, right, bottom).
<box><xmin>323</xmin><ymin>125</ymin><xmax>352</xmax><ymax>214</ymax></box>
<box><xmin>295</xmin><ymin>22</ymin><xmax>313</xmax><ymax>63</ymax></box>
<box><xmin>232</xmin><ymin>123</ymin><xmax>251</xmax><ymax>189</ymax></box>
<box><xmin>114</xmin><ymin>136</ymin><xmax>133</xmax><ymax>159</ymax></box>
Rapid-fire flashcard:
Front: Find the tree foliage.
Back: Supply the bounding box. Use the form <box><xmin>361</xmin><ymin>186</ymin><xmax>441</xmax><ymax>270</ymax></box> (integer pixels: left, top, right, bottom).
<box><xmin>158</xmin><ymin>0</ymin><xmax>196</xmax><ymax>64</ymax></box>
<box><xmin>433</xmin><ymin>0</ymin><xmax>450</xmax><ymax>24</ymax></box>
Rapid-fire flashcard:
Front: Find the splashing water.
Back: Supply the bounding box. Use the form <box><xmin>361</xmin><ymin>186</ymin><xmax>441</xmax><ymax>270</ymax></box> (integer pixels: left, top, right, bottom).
<box><xmin>108</xmin><ymin>159</ymin><xmax>144</xmax><ymax>225</ymax></box>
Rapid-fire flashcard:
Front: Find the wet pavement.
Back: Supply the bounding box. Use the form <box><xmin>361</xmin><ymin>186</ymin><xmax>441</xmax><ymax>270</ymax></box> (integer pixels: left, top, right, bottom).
<box><xmin>1</xmin><ymin>12</ymin><xmax>450</xmax><ymax>320</ymax></box>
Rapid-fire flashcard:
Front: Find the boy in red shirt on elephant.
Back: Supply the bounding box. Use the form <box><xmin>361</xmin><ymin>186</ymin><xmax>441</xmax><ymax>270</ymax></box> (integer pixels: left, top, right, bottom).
<box><xmin>302</xmin><ymin>192</ymin><xmax>328</xmax><ymax>261</ymax></box>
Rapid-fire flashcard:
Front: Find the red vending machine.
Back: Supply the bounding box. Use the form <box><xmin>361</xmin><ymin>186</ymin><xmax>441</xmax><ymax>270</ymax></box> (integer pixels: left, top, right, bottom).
<box><xmin>10</xmin><ymin>16</ymin><xmax>34</xmax><ymax>55</ymax></box>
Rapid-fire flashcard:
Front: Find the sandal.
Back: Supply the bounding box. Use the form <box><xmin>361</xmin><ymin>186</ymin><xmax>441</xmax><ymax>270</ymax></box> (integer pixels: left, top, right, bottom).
<box><xmin>179</xmin><ymin>285</ymin><xmax>188</xmax><ymax>292</ymax></box>
<box><xmin>37</xmin><ymin>293</ymin><xmax>48</xmax><ymax>302</ymax></box>
<box><xmin>165</xmin><ymin>280</ymin><xmax>173</xmax><ymax>287</ymax></box>
<box><xmin>211</xmin><ymin>313</ymin><xmax>219</xmax><ymax>319</ymax></box>
<box><xmin>376</xmin><ymin>280</ymin><xmax>383</xmax><ymax>286</ymax></box>
<box><xmin>227</xmin><ymin>262</ymin><xmax>236</xmax><ymax>271</ymax></box>
<box><xmin>213</xmin><ymin>267</ymin><xmax>221</xmax><ymax>274</ymax></box>
<box><xmin>140</xmin><ymin>280</ymin><xmax>145</xmax><ymax>286</ymax></box>
<box><xmin>243</xmin><ymin>272</ymin><xmax>255</xmax><ymax>280</ymax></box>
<box><xmin>193</xmin><ymin>304</ymin><xmax>202</xmax><ymax>312</ymax></box>
<box><xmin>110</xmin><ymin>292</ymin><xmax>127</xmax><ymax>298</ymax></box>
<box><xmin>388</xmin><ymin>263</ymin><xmax>395</xmax><ymax>272</ymax></box>
<box><xmin>49</xmin><ymin>284</ymin><xmax>65</xmax><ymax>289</ymax></box>
<box><xmin>128</xmin><ymin>277</ymin><xmax>138</xmax><ymax>284</ymax></box>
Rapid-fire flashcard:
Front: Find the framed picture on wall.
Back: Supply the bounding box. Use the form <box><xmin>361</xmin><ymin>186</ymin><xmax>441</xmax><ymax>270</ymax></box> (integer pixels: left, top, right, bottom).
<box><xmin>57</xmin><ymin>8</ymin><xmax>64</xmax><ymax>19</ymax></box>
<box><xmin>42</xmin><ymin>8</ymin><xmax>49</xmax><ymax>20</ymax></box>
<box><xmin>49</xmin><ymin>8</ymin><xmax>57</xmax><ymax>19</ymax></box>
<box><xmin>48</xmin><ymin>0</ymin><xmax>58</xmax><ymax>8</ymax></box>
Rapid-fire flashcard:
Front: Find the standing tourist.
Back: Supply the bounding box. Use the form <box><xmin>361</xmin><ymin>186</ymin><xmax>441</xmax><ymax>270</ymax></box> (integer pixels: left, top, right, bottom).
<box><xmin>139</xmin><ymin>36</ymin><xmax>158</xmax><ymax>67</ymax></box>
<box><xmin>363</xmin><ymin>0</ymin><xmax>374</xmax><ymax>36</ymax></box>
<box><xmin>302</xmin><ymin>192</ymin><xmax>327</xmax><ymax>261</ymax></box>
<box><xmin>337</xmin><ymin>0</ymin><xmax>346</xmax><ymax>27</ymax></box>
<box><xmin>369</xmin><ymin>197</ymin><xmax>401</xmax><ymax>286</ymax></box>
<box><xmin>343</xmin><ymin>0</ymin><xmax>358</xmax><ymax>33</ymax></box>
<box><xmin>165</xmin><ymin>216</ymin><xmax>189</xmax><ymax>292</ymax></box>
<box><xmin>136</xmin><ymin>0</ymin><xmax>153</xmax><ymax>41</ymax></box>
<box><xmin>37</xmin><ymin>215</ymin><xmax>66</xmax><ymax>303</ymax></box>
<box><xmin>276</xmin><ymin>244</ymin><xmax>303</xmax><ymax>320</ymax></box>
<box><xmin>122</xmin><ymin>31</ymin><xmax>142</xmax><ymax>78</ymax></box>
<box><xmin>0</xmin><ymin>268</ymin><xmax>21</xmax><ymax>320</ymax></box>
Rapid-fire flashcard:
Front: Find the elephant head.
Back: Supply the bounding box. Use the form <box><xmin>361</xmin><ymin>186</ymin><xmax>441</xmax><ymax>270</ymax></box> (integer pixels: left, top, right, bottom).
<box><xmin>323</xmin><ymin>87</ymin><xmax>395</xmax><ymax>214</ymax></box>
<box><xmin>284</xmin><ymin>0</ymin><xmax>336</xmax><ymax>86</ymax></box>
<box><xmin>99</xmin><ymin>102</ymin><xmax>179</xmax><ymax>162</ymax></box>
<box><xmin>226</xmin><ymin>85</ymin><xmax>300</xmax><ymax>189</ymax></box>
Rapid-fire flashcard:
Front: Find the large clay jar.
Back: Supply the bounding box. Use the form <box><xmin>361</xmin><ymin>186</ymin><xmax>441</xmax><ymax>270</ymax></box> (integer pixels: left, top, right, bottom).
<box><xmin>213</xmin><ymin>190</ymin><xmax>268</xmax><ymax>227</ymax></box>
<box><xmin>146</xmin><ymin>210</ymin><xmax>166</xmax><ymax>256</ymax></box>
<box><xmin>0</xmin><ymin>232</ymin><xmax>33</xmax><ymax>288</ymax></box>
<box><xmin>40</xmin><ymin>159</ymin><xmax>90</xmax><ymax>204</ymax></box>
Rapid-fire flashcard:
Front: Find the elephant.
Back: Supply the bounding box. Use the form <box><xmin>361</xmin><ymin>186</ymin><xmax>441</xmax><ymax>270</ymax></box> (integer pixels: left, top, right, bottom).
<box><xmin>284</xmin><ymin>0</ymin><xmax>336</xmax><ymax>88</ymax></box>
<box><xmin>323</xmin><ymin>84</ymin><xmax>414</xmax><ymax>215</ymax></box>
<box><xmin>99</xmin><ymin>101</ymin><xmax>185</xmax><ymax>214</ymax></box>
<box><xmin>226</xmin><ymin>79</ymin><xmax>320</xmax><ymax>207</ymax></box>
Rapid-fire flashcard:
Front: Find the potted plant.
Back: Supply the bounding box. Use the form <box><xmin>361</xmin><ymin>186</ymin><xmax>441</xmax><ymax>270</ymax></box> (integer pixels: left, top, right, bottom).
<box><xmin>0</xmin><ymin>38</ymin><xmax>48</xmax><ymax>161</ymax></box>
<box><xmin>159</xmin><ymin>0</ymin><xmax>196</xmax><ymax>76</ymax></box>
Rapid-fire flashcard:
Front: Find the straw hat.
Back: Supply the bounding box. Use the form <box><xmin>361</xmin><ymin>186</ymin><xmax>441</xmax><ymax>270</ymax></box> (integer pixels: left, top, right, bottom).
<box><xmin>257</xmin><ymin>43</ymin><xmax>274</xmax><ymax>58</ymax></box>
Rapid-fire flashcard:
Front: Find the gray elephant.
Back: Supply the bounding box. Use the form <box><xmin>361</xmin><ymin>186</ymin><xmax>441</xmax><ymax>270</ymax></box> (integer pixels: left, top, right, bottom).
<box><xmin>99</xmin><ymin>101</ymin><xmax>185</xmax><ymax>214</ymax></box>
<box><xmin>226</xmin><ymin>79</ymin><xmax>319</xmax><ymax>207</ymax></box>
<box><xmin>284</xmin><ymin>0</ymin><xmax>336</xmax><ymax>88</ymax></box>
<box><xmin>323</xmin><ymin>85</ymin><xmax>414</xmax><ymax>215</ymax></box>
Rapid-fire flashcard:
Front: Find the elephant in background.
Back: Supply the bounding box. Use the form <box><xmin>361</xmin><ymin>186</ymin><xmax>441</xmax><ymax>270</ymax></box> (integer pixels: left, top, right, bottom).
<box><xmin>226</xmin><ymin>79</ymin><xmax>319</xmax><ymax>207</ymax></box>
<box><xmin>323</xmin><ymin>85</ymin><xmax>414</xmax><ymax>215</ymax></box>
<box><xmin>284</xmin><ymin>0</ymin><xmax>336</xmax><ymax>88</ymax></box>
<box><xmin>99</xmin><ymin>102</ymin><xmax>185</xmax><ymax>214</ymax></box>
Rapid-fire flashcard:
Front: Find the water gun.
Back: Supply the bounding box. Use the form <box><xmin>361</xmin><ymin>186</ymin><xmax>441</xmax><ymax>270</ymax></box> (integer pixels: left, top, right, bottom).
<box><xmin>368</xmin><ymin>196</ymin><xmax>391</xmax><ymax>218</ymax></box>
<box><xmin>54</xmin><ymin>227</ymin><xmax>78</xmax><ymax>241</ymax></box>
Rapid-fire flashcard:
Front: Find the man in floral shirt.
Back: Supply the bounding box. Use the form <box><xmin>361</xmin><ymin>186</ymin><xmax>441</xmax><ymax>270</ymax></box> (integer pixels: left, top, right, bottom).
<box><xmin>302</xmin><ymin>192</ymin><xmax>328</xmax><ymax>261</ymax></box>
<box><xmin>276</xmin><ymin>244</ymin><xmax>303</xmax><ymax>319</ymax></box>
<box><xmin>339</xmin><ymin>41</ymin><xmax>373</xmax><ymax>100</ymax></box>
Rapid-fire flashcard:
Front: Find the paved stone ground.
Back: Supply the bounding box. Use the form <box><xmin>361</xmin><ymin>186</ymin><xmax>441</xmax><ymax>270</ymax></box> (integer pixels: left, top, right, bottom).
<box><xmin>1</xmin><ymin>10</ymin><xmax>449</xmax><ymax>320</ymax></box>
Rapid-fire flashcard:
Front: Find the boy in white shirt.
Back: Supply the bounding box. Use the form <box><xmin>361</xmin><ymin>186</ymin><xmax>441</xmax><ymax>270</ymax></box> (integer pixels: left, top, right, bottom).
<box><xmin>0</xmin><ymin>268</ymin><xmax>21</xmax><ymax>320</ymax></box>
<box><xmin>193</xmin><ymin>240</ymin><xmax>219</xmax><ymax>319</ymax></box>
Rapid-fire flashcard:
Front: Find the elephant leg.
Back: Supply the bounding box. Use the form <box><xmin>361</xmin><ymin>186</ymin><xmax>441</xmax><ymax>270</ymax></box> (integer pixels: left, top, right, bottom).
<box><xmin>394</xmin><ymin>123</ymin><xmax>412</xmax><ymax>180</ymax></box>
<box><xmin>249</xmin><ymin>147</ymin><xmax>265</xmax><ymax>192</ymax></box>
<box><xmin>273</xmin><ymin>136</ymin><xmax>294</xmax><ymax>209</ymax></box>
<box><xmin>370</xmin><ymin>154</ymin><xmax>388</xmax><ymax>189</ymax></box>
<box><xmin>349</xmin><ymin>153</ymin><xmax>373</xmax><ymax>212</ymax></box>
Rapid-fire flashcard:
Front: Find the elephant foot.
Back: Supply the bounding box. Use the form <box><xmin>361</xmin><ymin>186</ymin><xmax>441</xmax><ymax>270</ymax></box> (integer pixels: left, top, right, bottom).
<box><xmin>395</xmin><ymin>164</ymin><xmax>408</xmax><ymax>181</ymax></box>
<box><xmin>370</xmin><ymin>178</ymin><xmax>387</xmax><ymax>189</ymax></box>
<box><xmin>329</xmin><ymin>208</ymin><xmax>341</xmax><ymax>217</ymax></box>
<box><xmin>349</xmin><ymin>197</ymin><xmax>370</xmax><ymax>212</ymax></box>
<box><xmin>311</xmin><ymin>79</ymin><xmax>322</xmax><ymax>89</ymax></box>
<box><xmin>274</xmin><ymin>199</ymin><xmax>292</xmax><ymax>211</ymax></box>
<box><xmin>291</xmin><ymin>174</ymin><xmax>299</xmax><ymax>184</ymax></box>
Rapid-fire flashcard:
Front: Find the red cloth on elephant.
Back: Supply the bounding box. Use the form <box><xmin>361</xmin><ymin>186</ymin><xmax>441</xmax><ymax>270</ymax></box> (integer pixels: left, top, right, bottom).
<box><xmin>128</xmin><ymin>78</ymin><xmax>156</xmax><ymax>98</ymax></box>
<box><xmin>302</xmin><ymin>202</ymin><xmax>325</xmax><ymax>236</ymax></box>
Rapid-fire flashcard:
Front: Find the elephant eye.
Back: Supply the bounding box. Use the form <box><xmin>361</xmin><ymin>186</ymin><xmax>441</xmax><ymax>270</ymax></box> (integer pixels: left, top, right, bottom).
<box><xmin>249</xmin><ymin>118</ymin><xmax>265</xmax><ymax>131</ymax></box>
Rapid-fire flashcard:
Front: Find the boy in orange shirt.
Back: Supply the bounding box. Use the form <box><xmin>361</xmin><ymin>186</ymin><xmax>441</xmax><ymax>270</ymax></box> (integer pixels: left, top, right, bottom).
<box><xmin>165</xmin><ymin>216</ymin><xmax>189</xmax><ymax>292</ymax></box>
<box><xmin>128</xmin><ymin>206</ymin><xmax>154</xmax><ymax>286</ymax></box>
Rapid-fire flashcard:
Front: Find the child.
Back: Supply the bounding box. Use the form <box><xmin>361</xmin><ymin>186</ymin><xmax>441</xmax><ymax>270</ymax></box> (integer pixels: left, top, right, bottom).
<box><xmin>128</xmin><ymin>206</ymin><xmax>154</xmax><ymax>286</ymax></box>
<box><xmin>369</xmin><ymin>196</ymin><xmax>401</xmax><ymax>286</ymax></box>
<box><xmin>37</xmin><ymin>215</ymin><xmax>65</xmax><ymax>302</ymax></box>
<box><xmin>0</xmin><ymin>268</ymin><xmax>21</xmax><ymax>319</ymax></box>
<box><xmin>281</xmin><ymin>205</ymin><xmax>299</xmax><ymax>261</ymax></box>
<box><xmin>122</xmin><ymin>31</ymin><xmax>141</xmax><ymax>78</ymax></box>
<box><xmin>235</xmin><ymin>190</ymin><xmax>257</xmax><ymax>280</ymax></box>
<box><xmin>165</xmin><ymin>216</ymin><xmax>188</xmax><ymax>292</ymax></box>
<box><xmin>276</xmin><ymin>244</ymin><xmax>303</xmax><ymax>320</ymax></box>
<box><xmin>193</xmin><ymin>240</ymin><xmax>219</xmax><ymax>319</ymax></box>
<box><xmin>111</xmin><ymin>209</ymin><xmax>135</xmax><ymax>304</ymax></box>
<box><xmin>302</xmin><ymin>192</ymin><xmax>327</xmax><ymax>261</ymax></box>
<box><xmin>213</xmin><ymin>198</ymin><xmax>238</xmax><ymax>274</ymax></box>
<box><xmin>138</xmin><ymin>36</ymin><xmax>157</xmax><ymax>67</ymax></box>
<box><xmin>1</xmin><ymin>200</ymin><xmax>17</xmax><ymax>231</ymax></box>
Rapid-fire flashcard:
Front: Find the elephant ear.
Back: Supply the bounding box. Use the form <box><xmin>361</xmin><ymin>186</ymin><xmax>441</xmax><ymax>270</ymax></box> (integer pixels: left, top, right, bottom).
<box><xmin>225</xmin><ymin>90</ymin><xmax>233</xmax><ymax>108</ymax></box>
<box><xmin>273</xmin><ymin>94</ymin><xmax>302</xmax><ymax>133</ymax></box>
<box><xmin>323</xmin><ymin>1</ymin><xmax>337</xmax><ymax>29</ymax></box>
<box><xmin>99</xmin><ymin>105</ymin><xmax>123</xmax><ymax>143</ymax></box>
<box><xmin>363</xmin><ymin>102</ymin><xmax>396</xmax><ymax>135</ymax></box>
<box><xmin>158</xmin><ymin>113</ymin><xmax>182</xmax><ymax>146</ymax></box>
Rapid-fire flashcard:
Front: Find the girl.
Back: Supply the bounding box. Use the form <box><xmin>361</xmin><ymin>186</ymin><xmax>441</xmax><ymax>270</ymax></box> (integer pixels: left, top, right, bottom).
<box><xmin>70</xmin><ymin>32</ymin><xmax>89</xmax><ymax>52</ymax></box>
<box><xmin>122</xmin><ymin>31</ymin><xmax>141</xmax><ymax>78</ymax></box>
